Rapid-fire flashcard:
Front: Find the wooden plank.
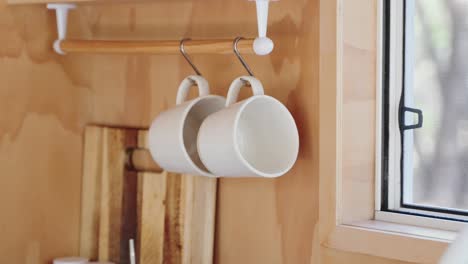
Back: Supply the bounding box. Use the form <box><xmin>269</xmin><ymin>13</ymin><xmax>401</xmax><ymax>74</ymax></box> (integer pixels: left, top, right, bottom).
<box><xmin>80</xmin><ymin>127</ymin><xmax>103</xmax><ymax>260</ymax></box>
<box><xmin>181</xmin><ymin>173</ymin><xmax>217</xmax><ymax>264</ymax></box>
<box><xmin>136</xmin><ymin>170</ymin><xmax>167</xmax><ymax>264</ymax></box>
<box><xmin>102</xmin><ymin>128</ymin><xmax>137</xmax><ymax>264</ymax></box>
<box><xmin>163</xmin><ymin>172</ymin><xmax>184</xmax><ymax>263</ymax></box>
<box><xmin>136</xmin><ymin>131</ymin><xmax>167</xmax><ymax>264</ymax></box>
<box><xmin>156</xmin><ymin>172</ymin><xmax>217</xmax><ymax>264</ymax></box>
<box><xmin>137</xmin><ymin>130</ymin><xmax>217</xmax><ymax>264</ymax></box>
<box><xmin>80</xmin><ymin>126</ymin><xmax>138</xmax><ymax>264</ymax></box>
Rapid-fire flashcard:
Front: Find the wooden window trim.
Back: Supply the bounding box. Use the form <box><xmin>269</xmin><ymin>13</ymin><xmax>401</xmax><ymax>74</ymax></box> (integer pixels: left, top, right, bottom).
<box><xmin>318</xmin><ymin>0</ymin><xmax>454</xmax><ymax>262</ymax></box>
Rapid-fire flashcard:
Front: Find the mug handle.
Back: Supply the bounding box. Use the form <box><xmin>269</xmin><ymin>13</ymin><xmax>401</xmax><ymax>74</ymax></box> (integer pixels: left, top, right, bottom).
<box><xmin>226</xmin><ymin>76</ymin><xmax>265</xmax><ymax>107</ymax></box>
<box><xmin>176</xmin><ymin>75</ymin><xmax>210</xmax><ymax>105</ymax></box>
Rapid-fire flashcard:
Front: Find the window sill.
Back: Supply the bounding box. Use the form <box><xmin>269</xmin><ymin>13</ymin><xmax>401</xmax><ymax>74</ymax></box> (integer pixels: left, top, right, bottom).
<box><xmin>323</xmin><ymin>220</ymin><xmax>453</xmax><ymax>263</ymax></box>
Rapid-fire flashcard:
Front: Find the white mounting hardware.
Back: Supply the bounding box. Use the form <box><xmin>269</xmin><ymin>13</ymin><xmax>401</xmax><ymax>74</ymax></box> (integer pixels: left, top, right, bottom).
<box><xmin>47</xmin><ymin>1</ymin><xmax>275</xmax><ymax>56</ymax></box>
<box><xmin>251</xmin><ymin>0</ymin><xmax>277</xmax><ymax>56</ymax></box>
<box><xmin>47</xmin><ymin>3</ymin><xmax>76</xmax><ymax>55</ymax></box>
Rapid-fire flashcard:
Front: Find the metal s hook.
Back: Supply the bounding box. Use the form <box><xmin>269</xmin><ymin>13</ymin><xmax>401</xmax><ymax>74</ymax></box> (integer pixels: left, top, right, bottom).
<box><xmin>180</xmin><ymin>38</ymin><xmax>202</xmax><ymax>76</ymax></box>
<box><xmin>233</xmin><ymin>37</ymin><xmax>255</xmax><ymax>77</ymax></box>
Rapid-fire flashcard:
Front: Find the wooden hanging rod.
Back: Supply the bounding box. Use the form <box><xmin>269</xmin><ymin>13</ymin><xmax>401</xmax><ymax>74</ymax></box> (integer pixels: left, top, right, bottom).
<box><xmin>59</xmin><ymin>38</ymin><xmax>255</xmax><ymax>55</ymax></box>
<box><xmin>126</xmin><ymin>148</ymin><xmax>163</xmax><ymax>173</ymax></box>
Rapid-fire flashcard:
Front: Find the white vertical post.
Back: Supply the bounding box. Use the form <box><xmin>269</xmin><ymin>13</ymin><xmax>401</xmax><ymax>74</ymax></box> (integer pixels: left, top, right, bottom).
<box><xmin>47</xmin><ymin>3</ymin><xmax>76</xmax><ymax>55</ymax></box>
<box><xmin>255</xmin><ymin>0</ymin><xmax>269</xmax><ymax>38</ymax></box>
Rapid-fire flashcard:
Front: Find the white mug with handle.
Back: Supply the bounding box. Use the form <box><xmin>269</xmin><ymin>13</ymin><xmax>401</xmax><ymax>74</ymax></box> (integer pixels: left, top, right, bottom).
<box><xmin>149</xmin><ymin>75</ymin><xmax>225</xmax><ymax>177</ymax></box>
<box><xmin>197</xmin><ymin>76</ymin><xmax>299</xmax><ymax>178</ymax></box>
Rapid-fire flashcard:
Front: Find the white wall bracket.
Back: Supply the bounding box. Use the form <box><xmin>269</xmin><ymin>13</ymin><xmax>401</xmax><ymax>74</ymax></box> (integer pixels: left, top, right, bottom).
<box><xmin>47</xmin><ymin>3</ymin><xmax>76</xmax><ymax>55</ymax></box>
<box><xmin>250</xmin><ymin>0</ymin><xmax>277</xmax><ymax>56</ymax></box>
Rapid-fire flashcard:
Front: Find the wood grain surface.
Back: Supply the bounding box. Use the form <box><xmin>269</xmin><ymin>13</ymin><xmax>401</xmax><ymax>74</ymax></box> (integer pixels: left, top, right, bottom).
<box><xmin>60</xmin><ymin>38</ymin><xmax>255</xmax><ymax>55</ymax></box>
<box><xmin>137</xmin><ymin>130</ymin><xmax>217</xmax><ymax>264</ymax></box>
<box><xmin>80</xmin><ymin>126</ymin><xmax>138</xmax><ymax>264</ymax></box>
<box><xmin>0</xmin><ymin>0</ymin><xmax>413</xmax><ymax>263</ymax></box>
<box><xmin>80</xmin><ymin>127</ymin><xmax>216</xmax><ymax>264</ymax></box>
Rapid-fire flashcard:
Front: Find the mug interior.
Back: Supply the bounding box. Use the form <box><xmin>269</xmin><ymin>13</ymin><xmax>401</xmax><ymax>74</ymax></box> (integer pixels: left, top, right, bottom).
<box><xmin>183</xmin><ymin>96</ymin><xmax>225</xmax><ymax>173</ymax></box>
<box><xmin>236</xmin><ymin>97</ymin><xmax>299</xmax><ymax>176</ymax></box>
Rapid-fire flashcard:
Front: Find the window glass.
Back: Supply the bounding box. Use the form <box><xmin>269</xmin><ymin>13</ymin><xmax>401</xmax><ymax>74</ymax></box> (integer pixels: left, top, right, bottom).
<box><xmin>405</xmin><ymin>0</ymin><xmax>468</xmax><ymax>211</ymax></box>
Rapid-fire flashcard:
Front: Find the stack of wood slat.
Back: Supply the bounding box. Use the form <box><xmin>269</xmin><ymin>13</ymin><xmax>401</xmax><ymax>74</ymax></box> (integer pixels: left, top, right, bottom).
<box><xmin>79</xmin><ymin>126</ymin><xmax>216</xmax><ymax>264</ymax></box>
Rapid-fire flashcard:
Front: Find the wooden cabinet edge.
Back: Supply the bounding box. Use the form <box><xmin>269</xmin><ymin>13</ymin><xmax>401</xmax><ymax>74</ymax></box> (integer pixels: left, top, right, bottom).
<box><xmin>7</xmin><ymin>0</ymin><xmax>161</xmax><ymax>6</ymax></box>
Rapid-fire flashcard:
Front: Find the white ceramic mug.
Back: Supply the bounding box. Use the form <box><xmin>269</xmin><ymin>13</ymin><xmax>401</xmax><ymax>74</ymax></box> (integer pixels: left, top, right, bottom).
<box><xmin>148</xmin><ymin>75</ymin><xmax>225</xmax><ymax>177</ymax></box>
<box><xmin>197</xmin><ymin>76</ymin><xmax>299</xmax><ymax>177</ymax></box>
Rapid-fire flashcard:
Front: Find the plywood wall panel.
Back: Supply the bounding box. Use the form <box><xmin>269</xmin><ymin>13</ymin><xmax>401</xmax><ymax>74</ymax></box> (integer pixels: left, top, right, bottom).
<box><xmin>0</xmin><ymin>2</ymin><xmax>87</xmax><ymax>263</ymax></box>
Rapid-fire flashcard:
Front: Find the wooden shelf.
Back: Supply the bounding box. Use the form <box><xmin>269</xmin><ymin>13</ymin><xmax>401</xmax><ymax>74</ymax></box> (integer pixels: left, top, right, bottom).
<box><xmin>8</xmin><ymin>0</ymin><xmax>90</xmax><ymax>4</ymax></box>
<box><xmin>7</xmin><ymin>0</ymin><xmax>155</xmax><ymax>5</ymax></box>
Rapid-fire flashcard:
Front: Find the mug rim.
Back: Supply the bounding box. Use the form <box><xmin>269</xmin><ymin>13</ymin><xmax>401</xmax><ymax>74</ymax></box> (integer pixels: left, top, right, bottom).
<box><xmin>231</xmin><ymin>95</ymin><xmax>299</xmax><ymax>178</ymax></box>
<box><xmin>177</xmin><ymin>94</ymin><xmax>225</xmax><ymax>178</ymax></box>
